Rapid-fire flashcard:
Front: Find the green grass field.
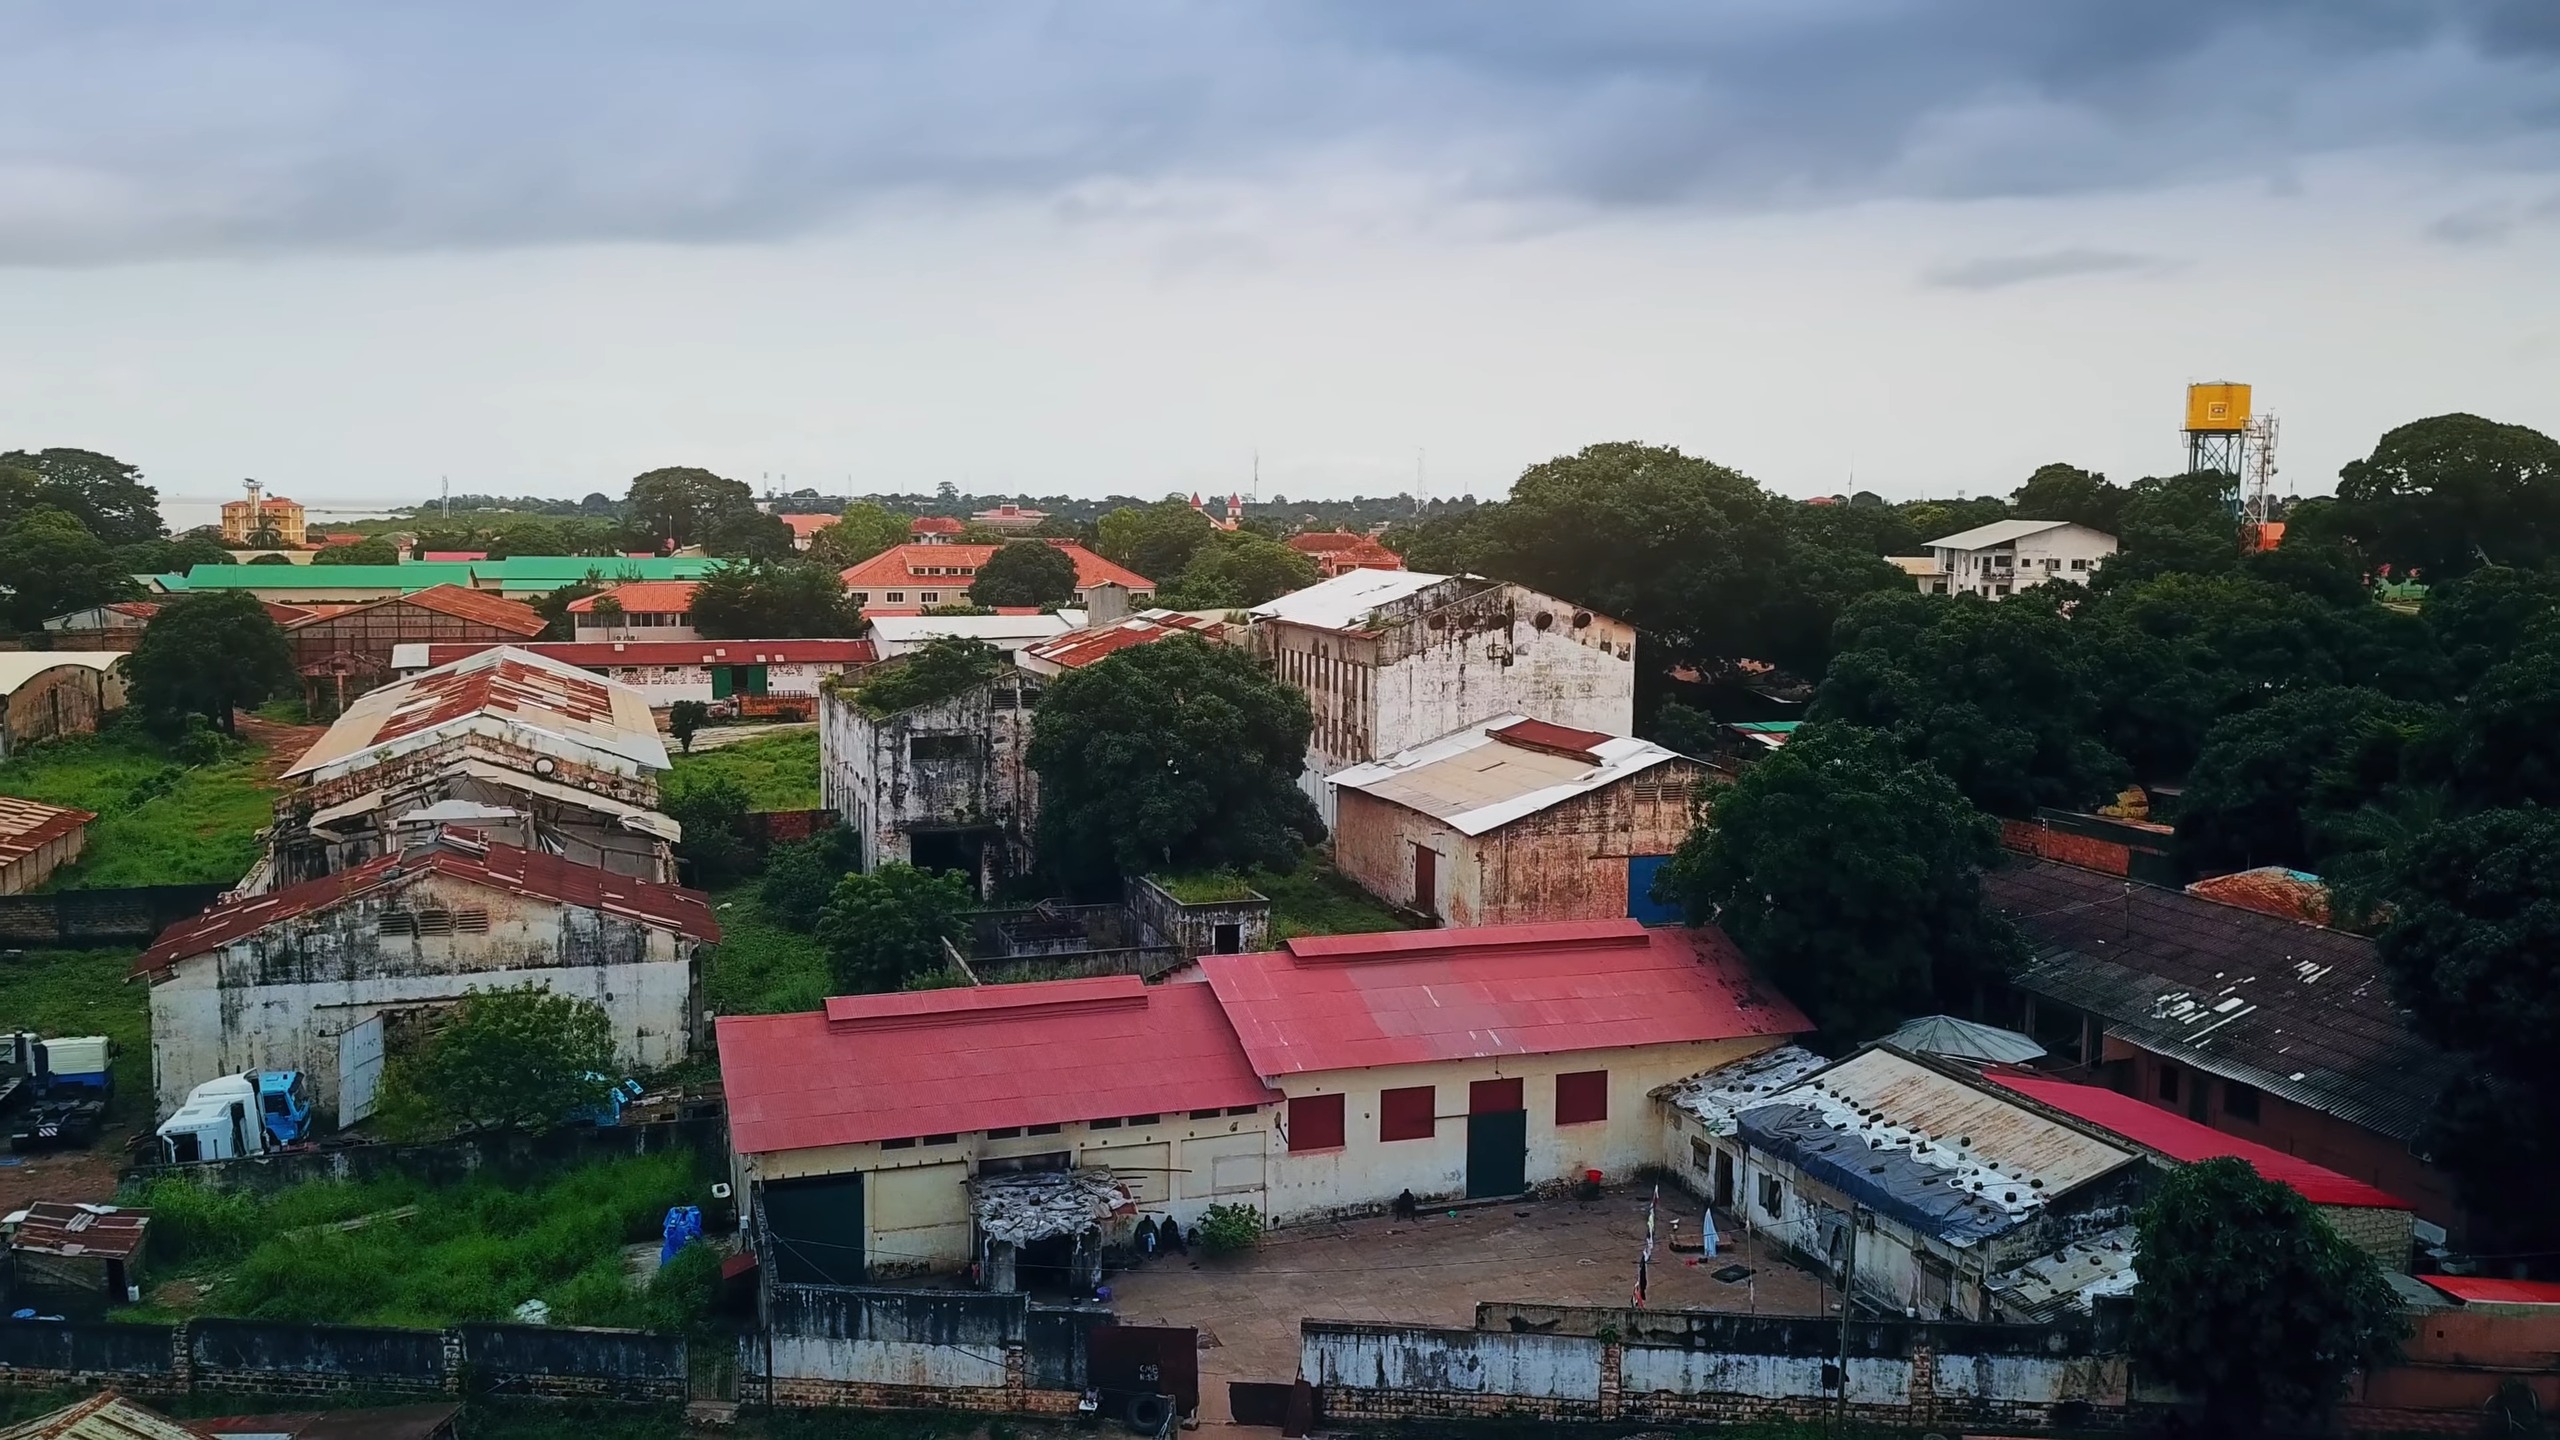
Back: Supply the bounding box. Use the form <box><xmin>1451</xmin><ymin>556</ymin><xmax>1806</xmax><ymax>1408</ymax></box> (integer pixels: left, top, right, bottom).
<box><xmin>0</xmin><ymin>731</ymin><xmax>277</xmax><ymax>888</ymax></box>
<box><xmin>1248</xmin><ymin>853</ymin><xmax>1413</xmax><ymax>938</ymax></box>
<box><xmin>0</xmin><ymin>947</ymin><xmax>153</xmax><ymax>1130</ymax></box>
<box><xmin>667</xmin><ymin>729</ymin><xmax>820</xmax><ymax>810</ymax></box>
<box><xmin>702</xmin><ymin>885</ymin><xmax>833</xmax><ymax>1017</ymax></box>
<box><xmin>126</xmin><ymin>1151</ymin><xmax>714</xmax><ymax>1328</ymax></box>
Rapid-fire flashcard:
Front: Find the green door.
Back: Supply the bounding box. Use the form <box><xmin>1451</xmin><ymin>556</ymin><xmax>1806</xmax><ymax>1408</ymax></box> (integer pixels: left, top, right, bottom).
<box><xmin>711</xmin><ymin>666</ymin><xmax>734</xmax><ymax>699</ymax></box>
<box><xmin>1466</xmin><ymin>1078</ymin><xmax>1528</xmax><ymax>1198</ymax></box>
<box><xmin>745</xmin><ymin>664</ymin><xmax>770</xmax><ymax>696</ymax></box>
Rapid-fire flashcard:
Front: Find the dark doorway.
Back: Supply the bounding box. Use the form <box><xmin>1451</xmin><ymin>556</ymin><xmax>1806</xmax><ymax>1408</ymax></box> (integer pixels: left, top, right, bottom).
<box><xmin>1466</xmin><ymin>1078</ymin><xmax>1527</xmax><ymax>1198</ymax></box>
<box><xmin>1212</xmin><ymin>922</ymin><xmax>1242</xmax><ymax>954</ymax></box>
<box><xmin>1412</xmin><ymin>844</ymin><xmax>1438</xmax><ymax>920</ymax></box>
<box><xmin>760</xmin><ymin>1173</ymin><xmax>865</xmax><ymax>1285</ymax></box>
<box><xmin>1715</xmin><ymin>1149</ymin><xmax>1736</xmax><ymax>1210</ymax></box>
<box><xmin>909</xmin><ymin>830</ymin><xmax>987</xmax><ymax>890</ymax></box>
<box><xmin>1019</xmin><ymin>1233</ymin><xmax>1078</xmax><ymax>1292</ymax></box>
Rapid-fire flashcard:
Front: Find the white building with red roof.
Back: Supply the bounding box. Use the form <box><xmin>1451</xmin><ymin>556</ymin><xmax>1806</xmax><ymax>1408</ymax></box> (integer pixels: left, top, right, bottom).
<box><xmin>1014</xmin><ymin>611</ymin><xmax>1228</xmax><ymax>678</ymax></box>
<box><xmin>139</xmin><ymin>828</ymin><xmax>719</xmax><ymax>1124</ymax></box>
<box><xmin>715</xmin><ymin>917</ymin><xmax>1806</xmax><ymax>1283</ymax></box>
<box><xmin>566</xmin><ymin>581</ymin><xmax>702</xmax><ymax>641</ymax></box>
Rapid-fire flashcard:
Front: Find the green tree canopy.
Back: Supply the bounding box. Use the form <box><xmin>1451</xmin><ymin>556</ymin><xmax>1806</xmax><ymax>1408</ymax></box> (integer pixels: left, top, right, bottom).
<box><xmin>1650</xmin><ymin>722</ymin><xmax>2017</xmax><ymax>1046</ymax></box>
<box><xmin>2008</xmin><ymin>462</ymin><xmax>2126</xmax><ymax>535</ymax></box>
<box><xmin>664</xmin><ymin>773</ymin><xmax>755</xmax><ymax>886</ymax></box>
<box><xmin>805</xmin><ymin>502</ymin><xmax>911</xmax><ymax>568</ymax></box>
<box><xmin>308</xmin><ymin>536</ymin><xmax>402</xmax><ymax>566</ymax></box>
<box><xmin>1096</xmin><ymin>498</ymin><xmax>1215</xmax><ymax>584</ymax></box>
<box><xmin>0</xmin><ymin>448</ymin><xmax>163</xmax><ymax>548</ymax></box>
<box><xmin>1161</xmin><ymin>532</ymin><xmax>1319</xmax><ymax>609</ymax></box>
<box><xmin>622</xmin><ymin>466</ymin><xmax>762</xmax><ymax>551</ymax></box>
<box><xmin>968</xmin><ymin>540</ymin><xmax>1079</xmax><ymax>608</ymax></box>
<box><xmin>818</xmin><ymin>862</ymin><xmax>972</xmax><ymax>993</ymax></box>
<box><xmin>689</xmin><ymin>560</ymin><xmax>857</xmax><ymax>638</ymax></box>
<box><xmin>126</xmin><ymin>592</ymin><xmax>294</xmax><ymax>734</ymax></box>
<box><xmin>376</xmin><ymin>985</ymin><xmax>617</xmax><ymax>1133</ymax></box>
<box><xmin>1812</xmin><ymin>589</ymin><xmax>2124</xmax><ymax>818</ymax></box>
<box><xmin>1459</xmin><ymin>442</ymin><xmax>1906</xmax><ymax>680</ymax></box>
<box><xmin>2423</xmin><ymin>564</ymin><xmax>2560</xmax><ymax>690</ymax></box>
<box><xmin>852</xmin><ymin>637</ymin><xmax>1004</xmax><ymax>716</ymax></box>
<box><xmin>2176</xmin><ymin>687</ymin><xmax>2439</xmax><ymax>875</ymax></box>
<box><xmin>0</xmin><ymin>507</ymin><xmax>141</xmax><ymax>630</ymax></box>
<box><xmin>1028</xmin><ymin>635</ymin><xmax>1323</xmax><ymax>892</ymax></box>
<box><xmin>114</xmin><ymin>534</ymin><xmax>234</xmax><ymax>575</ymax></box>
<box><xmin>2331</xmin><ymin>413</ymin><xmax>2560</xmax><ymax>579</ymax></box>
<box><xmin>2129</xmin><ymin>1158</ymin><xmax>2403</xmax><ymax>1435</ymax></box>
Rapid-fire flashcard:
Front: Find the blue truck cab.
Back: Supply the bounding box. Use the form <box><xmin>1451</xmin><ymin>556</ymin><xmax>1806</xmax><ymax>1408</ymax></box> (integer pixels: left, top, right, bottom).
<box><xmin>258</xmin><ymin>1070</ymin><xmax>313</xmax><ymax>1146</ymax></box>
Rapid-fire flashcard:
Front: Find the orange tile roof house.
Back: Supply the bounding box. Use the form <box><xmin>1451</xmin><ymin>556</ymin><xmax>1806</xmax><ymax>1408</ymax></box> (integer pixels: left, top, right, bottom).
<box><xmin>781</xmin><ymin>513</ymin><xmax>842</xmax><ymax>549</ymax></box>
<box><xmin>567</xmin><ymin>581</ymin><xmax>702</xmax><ymax>641</ymax></box>
<box><xmin>837</xmin><ymin>541</ymin><xmax>1152</xmax><ymax>610</ymax></box>
<box><xmin>1287</xmin><ymin>530</ymin><xmax>1405</xmax><ymax>577</ymax></box>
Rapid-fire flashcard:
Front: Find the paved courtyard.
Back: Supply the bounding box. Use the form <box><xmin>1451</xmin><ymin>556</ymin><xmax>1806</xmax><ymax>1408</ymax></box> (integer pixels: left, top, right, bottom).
<box><xmin>1105</xmin><ymin>1185</ymin><xmax>1834</xmax><ymax>1431</ymax></box>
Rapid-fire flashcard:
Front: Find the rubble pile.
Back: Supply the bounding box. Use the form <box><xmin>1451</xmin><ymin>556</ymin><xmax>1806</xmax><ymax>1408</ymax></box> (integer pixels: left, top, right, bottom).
<box><xmin>970</xmin><ymin>1168</ymin><xmax>1134</xmax><ymax>1245</ymax></box>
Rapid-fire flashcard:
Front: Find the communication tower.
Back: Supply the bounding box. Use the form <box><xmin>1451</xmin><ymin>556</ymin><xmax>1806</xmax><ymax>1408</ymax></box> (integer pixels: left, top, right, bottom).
<box><xmin>2183</xmin><ymin>382</ymin><xmax>2250</xmax><ymax>475</ymax></box>
<box><xmin>2244</xmin><ymin>413</ymin><xmax>2281</xmax><ymax>529</ymax></box>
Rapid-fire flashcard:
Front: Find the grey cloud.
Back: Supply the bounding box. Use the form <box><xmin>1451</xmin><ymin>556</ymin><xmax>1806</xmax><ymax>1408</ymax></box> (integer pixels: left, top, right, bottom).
<box><xmin>1922</xmin><ymin>248</ymin><xmax>2167</xmax><ymax>290</ymax></box>
<box><xmin>0</xmin><ymin>2</ymin><xmax>2556</xmax><ymax>264</ymax></box>
<box><xmin>2426</xmin><ymin>192</ymin><xmax>2560</xmax><ymax>244</ymax></box>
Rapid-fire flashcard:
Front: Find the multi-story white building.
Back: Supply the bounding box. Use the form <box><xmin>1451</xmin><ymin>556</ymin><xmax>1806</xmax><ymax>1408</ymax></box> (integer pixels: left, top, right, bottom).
<box><xmin>1911</xmin><ymin>519</ymin><xmax>2117</xmax><ymax>599</ymax></box>
<box><xmin>1243</xmin><ymin>571</ymin><xmax>1638</xmax><ymax>827</ymax></box>
<box><xmin>816</xmin><ymin>662</ymin><xmax>1044</xmax><ymax>895</ymax></box>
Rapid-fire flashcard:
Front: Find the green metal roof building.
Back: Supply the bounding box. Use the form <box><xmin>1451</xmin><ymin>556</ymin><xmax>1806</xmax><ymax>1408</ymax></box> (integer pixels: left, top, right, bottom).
<box><xmin>164</xmin><ymin>555</ymin><xmax>731</xmax><ymax>601</ymax></box>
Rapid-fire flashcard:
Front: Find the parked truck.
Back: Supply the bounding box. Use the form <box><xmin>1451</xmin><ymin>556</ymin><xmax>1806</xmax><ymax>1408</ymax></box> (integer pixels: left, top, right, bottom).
<box><xmin>155</xmin><ymin>1071</ymin><xmax>313</xmax><ymax>1163</ymax></box>
<box><xmin>2</xmin><ymin>1033</ymin><xmax>118</xmax><ymax>1154</ymax></box>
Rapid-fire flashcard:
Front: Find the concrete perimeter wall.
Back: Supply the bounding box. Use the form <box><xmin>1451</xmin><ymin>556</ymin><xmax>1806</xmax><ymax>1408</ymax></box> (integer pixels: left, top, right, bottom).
<box><xmin>748</xmin><ymin>1283</ymin><xmax>1107</xmax><ymax>1416</ymax></box>
<box><xmin>0</xmin><ymin>1317</ymin><xmax>686</xmax><ymax>1404</ymax></box>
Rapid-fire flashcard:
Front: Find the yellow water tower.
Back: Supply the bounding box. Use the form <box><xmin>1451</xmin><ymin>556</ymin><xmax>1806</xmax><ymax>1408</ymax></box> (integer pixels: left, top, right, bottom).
<box><xmin>2184</xmin><ymin>382</ymin><xmax>2251</xmax><ymax>474</ymax></box>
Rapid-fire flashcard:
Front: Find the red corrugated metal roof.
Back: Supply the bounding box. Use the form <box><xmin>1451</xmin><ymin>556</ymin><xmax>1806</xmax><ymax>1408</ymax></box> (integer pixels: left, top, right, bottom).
<box><xmin>133</xmin><ymin>838</ymin><xmax>717</xmax><ymax>976</ymax></box>
<box><xmin>7</xmin><ymin>1200</ymin><xmax>149</xmax><ymax>1259</ymax></box>
<box><xmin>566</xmin><ymin>581</ymin><xmax>700</xmax><ymax>615</ymax></box>
<box><xmin>2183</xmin><ymin>867</ymin><xmax>2332</xmax><ymax>925</ymax></box>
<box><xmin>1488</xmin><ymin>716</ymin><xmax>1614</xmax><ymax>761</ymax></box>
<box><xmin>1986</xmin><ymin>1069</ymin><xmax>2409</xmax><ymax>1208</ymax></box>
<box><xmin>719</xmin><ymin>975</ymin><xmax>1275</xmax><ymax>1154</ymax></box>
<box><xmin>2421</xmin><ymin>1275</ymin><xmax>2560</xmax><ymax>1306</ymax></box>
<box><xmin>1022</xmin><ymin>616</ymin><xmax>1227</xmax><ymax>670</ymax></box>
<box><xmin>909</xmin><ymin>516</ymin><xmax>965</xmax><ymax>535</ymax></box>
<box><xmin>393</xmin><ymin>584</ymin><xmax>547</xmax><ymax>636</ymax></box>
<box><xmin>1197</xmin><ymin>920</ymin><xmax>1809</xmax><ymax>1077</ymax></box>
<box><xmin>0</xmin><ymin>796</ymin><xmax>94</xmax><ymax>869</ymax></box>
<box><xmin>420</xmin><ymin>551</ymin><xmax>489</xmax><ymax>562</ymax></box>
<box><xmin>413</xmin><ymin>639</ymin><xmax>876</xmax><ymax>669</ymax></box>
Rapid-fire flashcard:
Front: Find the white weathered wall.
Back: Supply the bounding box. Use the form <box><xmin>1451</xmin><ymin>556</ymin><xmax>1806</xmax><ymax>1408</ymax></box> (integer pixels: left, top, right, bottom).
<box><xmin>1304</xmin><ymin>1326</ymin><xmax>1600</xmax><ymax>1401</ymax></box>
<box><xmin>767</xmin><ymin>1333</ymin><xmax>1009</xmax><ymax>1389</ymax></box>
<box><xmin>1267</xmin><ymin>1037</ymin><xmax>1782</xmax><ymax>1224</ymax></box>
<box><xmin>146</xmin><ymin>871</ymin><xmax>696</xmax><ymax>1119</ymax></box>
<box><xmin>744</xmin><ymin>1108</ymin><xmax>1278</xmax><ymax>1278</ymax></box>
<box><xmin>816</xmin><ymin>674</ymin><xmax>1039</xmax><ymax>882</ymax></box>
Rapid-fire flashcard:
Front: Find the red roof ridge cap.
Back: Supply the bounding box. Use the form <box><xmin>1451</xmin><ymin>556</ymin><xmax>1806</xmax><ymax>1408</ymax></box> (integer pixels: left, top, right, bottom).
<box><xmin>1282</xmin><ymin>918</ymin><xmax>1645</xmax><ymax>963</ymax></box>
<box><xmin>823</xmin><ymin>973</ymin><xmax>1149</xmax><ymax>1025</ymax></box>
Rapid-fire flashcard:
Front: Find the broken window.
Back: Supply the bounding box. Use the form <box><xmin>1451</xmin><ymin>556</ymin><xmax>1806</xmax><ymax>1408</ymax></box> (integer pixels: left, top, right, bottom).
<box><xmin>1758</xmin><ymin>1173</ymin><xmax>1783</xmax><ymax>1217</ymax></box>
<box><xmin>1378</xmin><ymin>1085</ymin><xmax>1435</xmax><ymax>1142</ymax></box>
<box><xmin>376</xmin><ymin>907</ymin><xmax>489</xmax><ymax>937</ymax></box>
<box><xmin>2222</xmin><ymin>1080</ymin><xmax>2261</xmax><ymax>1122</ymax></box>
<box><xmin>909</xmin><ymin>734</ymin><xmax>972</xmax><ymax>761</ymax></box>
<box><xmin>1287</xmin><ymin>1093</ymin><xmax>1345</xmax><ymax>1151</ymax></box>
<box><xmin>2158</xmin><ymin>1065</ymin><xmax>2180</xmax><ymax>1103</ymax></box>
<box><xmin>1555</xmin><ymin>1070</ymin><xmax>1609</xmax><ymax>1125</ymax></box>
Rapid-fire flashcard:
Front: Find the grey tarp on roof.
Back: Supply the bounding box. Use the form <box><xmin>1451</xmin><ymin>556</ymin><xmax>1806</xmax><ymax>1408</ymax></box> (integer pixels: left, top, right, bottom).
<box><xmin>1881</xmin><ymin>1015</ymin><xmax>2046</xmax><ymax>1064</ymax></box>
<box><xmin>1987</xmin><ymin>859</ymin><xmax>2462</xmax><ymax>1145</ymax></box>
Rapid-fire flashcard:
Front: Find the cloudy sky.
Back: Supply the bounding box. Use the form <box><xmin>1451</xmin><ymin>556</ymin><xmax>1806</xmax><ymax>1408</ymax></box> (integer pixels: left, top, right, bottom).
<box><xmin>5</xmin><ymin>2</ymin><xmax>2557</xmax><ymax>518</ymax></box>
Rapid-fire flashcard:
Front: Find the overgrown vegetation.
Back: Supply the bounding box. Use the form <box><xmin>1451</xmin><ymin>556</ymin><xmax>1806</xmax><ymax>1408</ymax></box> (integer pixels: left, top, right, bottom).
<box><xmin>701</xmin><ymin>884</ymin><xmax>834</xmax><ymax>1017</ymax></box>
<box><xmin>663</xmin><ymin>775</ymin><xmax>756</xmax><ymax>887</ymax></box>
<box><xmin>373</xmin><ymin>986</ymin><xmax>617</xmax><ymax>1137</ymax></box>
<box><xmin>0</xmin><ymin>727</ymin><xmax>278</xmax><ymax>887</ymax></box>
<box><xmin>1248</xmin><ymin>853</ymin><xmax>1411</xmax><ymax>938</ymax></box>
<box><xmin>1152</xmin><ymin>871</ymin><xmax>1262</xmax><ymax>904</ymax></box>
<box><xmin>0</xmin><ymin>947</ymin><xmax>152</xmax><ymax>1130</ymax></box>
<box><xmin>850</xmin><ymin>637</ymin><xmax>1003</xmax><ymax>716</ymax></box>
<box><xmin>1196</xmin><ymin>1203</ymin><xmax>1262</xmax><ymax>1254</ymax></box>
<box><xmin>126</xmin><ymin>1152</ymin><xmax>712</xmax><ymax>1329</ymax></box>
<box><xmin>667</xmin><ymin>728</ymin><xmax>821</xmax><ymax>809</ymax></box>
<box><xmin>819</xmin><ymin>862</ymin><xmax>972</xmax><ymax>993</ymax></box>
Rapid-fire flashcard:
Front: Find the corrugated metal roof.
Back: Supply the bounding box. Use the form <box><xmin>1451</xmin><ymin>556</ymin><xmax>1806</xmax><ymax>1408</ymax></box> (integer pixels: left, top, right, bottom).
<box><xmin>1247</xmin><ymin>568</ymin><xmax>1451</xmax><ymax>631</ymax></box>
<box><xmin>1019</xmin><ymin>613</ymin><xmax>1227</xmax><ymax>672</ymax></box>
<box><xmin>837</xmin><ymin>542</ymin><xmax>1153</xmax><ymax>593</ymax></box>
<box><xmin>1880</xmin><ymin>1015</ymin><xmax>2045</xmax><ymax>1064</ymax></box>
<box><xmin>1986</xmin><ymin>1069</ymin><xmax>2409</xmax><ymax>1208</ymax></box>
<box><xmin>6</xmin><ymin>1200</ymin><xmax>150</xmax><ymax>1259</ymax></box>
<box><xmin>1990</xmin><ymin>858</ymin><xmax>2458</xmax><ymax>1145</ymax></box>
<box><xmin>718</xmin><ymin>976</ymin><xmax>1275</xmax><ymax>1154</ymax></box>
<box><xmin>1197</xmin><ymin>920</ymin><xmax>1807</xmax><ymax>1077</ymax></box>
<box><xmin>1923</xmin><ymin>518</ymin><xmax>2079</xmax><ymax>550</ymax></box>
<box><xmin>867</xmin><ymin>613</ymin><xmax>1075</xmax><ymax>646</ymax></box>
<box><xmin>2421</xmin><ymin>1275</ymin><xmax>2560</xmax><ymax>1307</ymax></box>
<box><xmin>0</xmin><ymin>1395</ymin><xmax>210</xmax><ymax>1440</ymax></box>
<box><xmin>0</xmin><ymin>652</ymin><xmax>123</xmax><ymax>694</ymax></box>
<box><xmin>398</xmin><ymin>639</ymin><xmax>876</xmax><ymax>671</ymax></box>
<box><xmin>0</xmin><ymin>796</ymin><xmax>94</xmax><ymax>870</ymax></box>
<box><xmin>133</xmin><ymin>834</ymin><xmax>717</xmax><ymax>976</ymax></box>
<box><xmin>1327</xmin><ymin>716</ymin><xmax>1682</xmax><ymax>836</ymax></box>
<box><xmin>1737</xmin><ymin>1048</ymin><xmax>2139</xmax><ymax>1244</ymax></box>
<box><xmin>565</xmin><ymin>581</ymin><xmax>699</xmax><ymax>615</ymax></box>
<box><xmin>1984</xmin><ymin>1225</ymin><xmax>2139</xmax><ymax>1322</ymax></box>
<box><xmin>285</xmin><ymin>646</ymin><xmax>668</xmax><ymax>779</ymax></box>
<box><xmin>378</xmin><ymin>584</ymin><xmax>548</xmax><ymax>636</ymax></box>
<box><xmin>1661</xmin><ymin>1044</ymin><xmax>1831</xmax><ymax>1138</ymax></box>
